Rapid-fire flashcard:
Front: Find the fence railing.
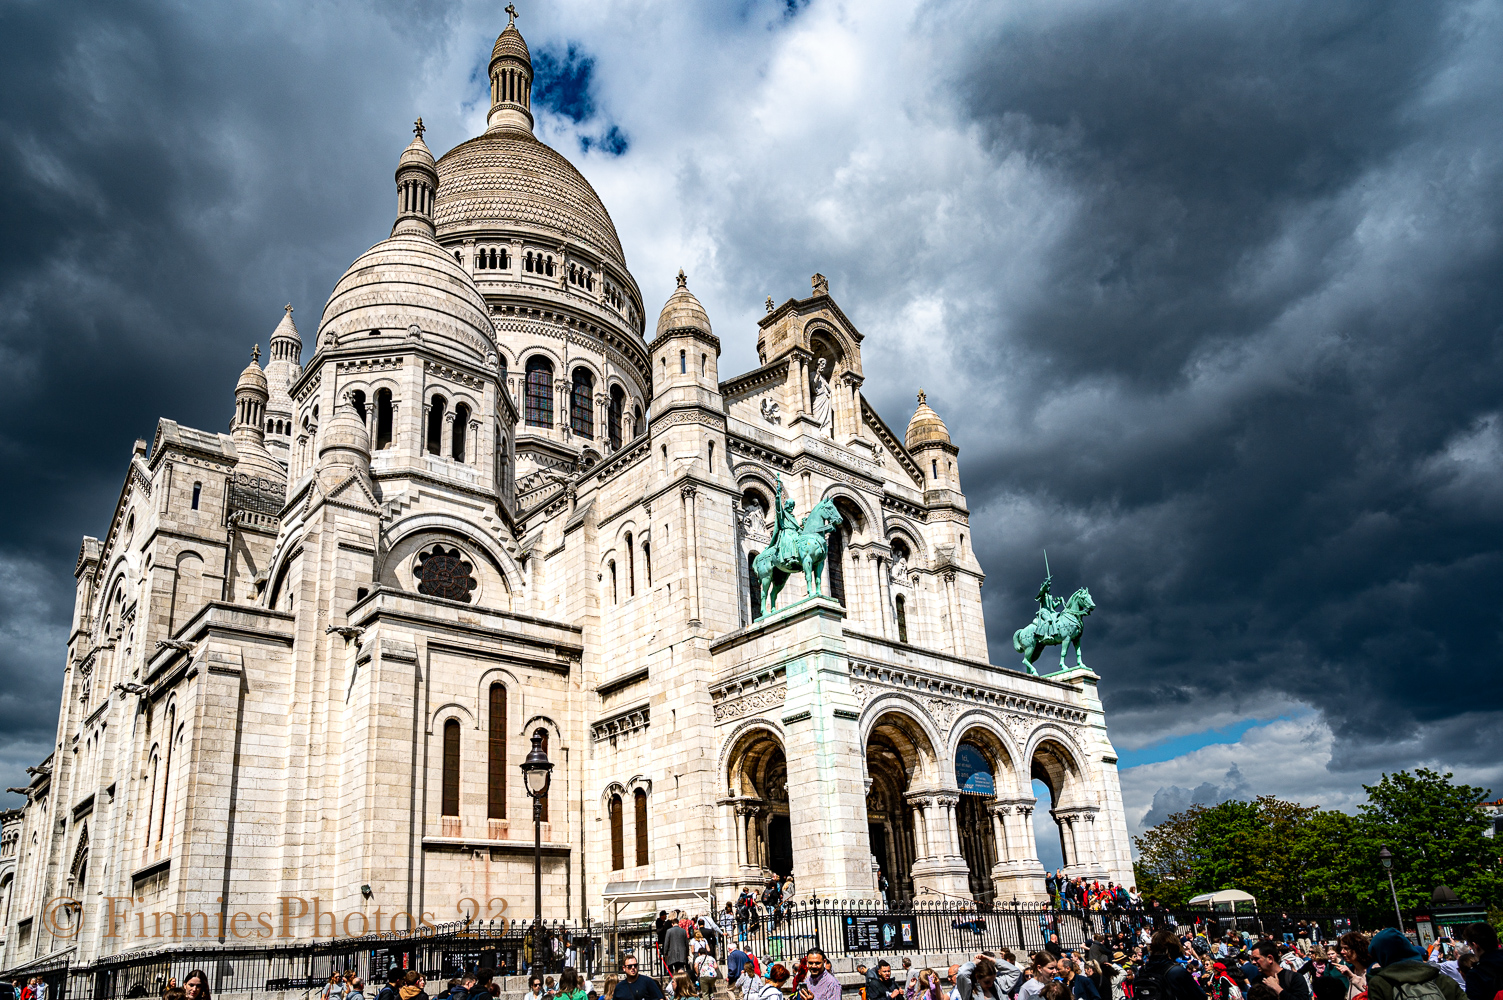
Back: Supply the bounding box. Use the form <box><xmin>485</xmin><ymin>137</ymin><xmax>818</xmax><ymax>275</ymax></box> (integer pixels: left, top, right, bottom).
<box><xmin>9</xmin><ymin>901</ymin><xmax>1366</xmax><ymax>1000</ymax></box>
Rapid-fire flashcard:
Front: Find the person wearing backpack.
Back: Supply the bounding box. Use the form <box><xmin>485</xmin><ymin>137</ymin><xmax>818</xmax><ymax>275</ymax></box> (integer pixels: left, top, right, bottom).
<box><xmin>1138</xmin><ymin>929</ymin><xmax>1208</xmax><ymax>1000</ymax></box>
<box><xmin>1365</xmin><ymin>930</ymin><xmax>1463</xmax><ymax>1000</ymax></box>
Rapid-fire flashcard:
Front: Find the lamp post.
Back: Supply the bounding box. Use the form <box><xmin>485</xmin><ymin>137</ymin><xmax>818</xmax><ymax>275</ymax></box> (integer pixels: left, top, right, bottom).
<box><xmin>1378</xmin><ymin>845</ymin><xmax>1403</xmax><ymax>930</ymax></box>
<box><xmin>521</xmin><ymin>729</ymin><xmax>554</xmax><ymax>974</ymax></box>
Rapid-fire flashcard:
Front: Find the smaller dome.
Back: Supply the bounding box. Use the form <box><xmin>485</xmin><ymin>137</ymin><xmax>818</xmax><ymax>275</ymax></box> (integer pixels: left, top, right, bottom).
<box><xmin>905</xmin><ymin>390</ymin><xmax>951</xmax><ymax>450</ymax></box>
<box><xmin>271</xmin><ymin>305</ymin><xmax>301</xmax><ymax>347</ymax></box>
<box><xmin>655</xmin><ymin>270</ymin><xmax>712</xmax><ymax>340</ymax></box>
<box><xmin>398</xmin><ymin>129</ymin><xmax>436</xmax><ymax>173</ymax></box>
<box><xmin>318</xmin><ymin>404</ymin><xmax>371</xmax><ymax>466</ymax></box>
<box><xmin>491</xmin><ymin>21</ymin><xmax>530</xmax><ymax>65</ymax></box>
<box><xmin>237</xmin><ymin>348</ymin><xmax>269</xmax><ymax>397</ymax></box>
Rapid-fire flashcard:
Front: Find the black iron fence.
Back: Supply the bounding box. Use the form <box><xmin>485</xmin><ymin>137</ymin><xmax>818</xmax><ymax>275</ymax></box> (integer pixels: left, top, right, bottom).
<box><xmin>9</xmin><ymin>901</ymin><xmax>1366</xmax><ymax>1000</ymax></box>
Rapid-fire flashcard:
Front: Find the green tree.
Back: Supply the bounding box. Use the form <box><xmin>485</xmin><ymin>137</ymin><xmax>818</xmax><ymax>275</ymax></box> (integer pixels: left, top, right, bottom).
<box><xmin>1357</xmin><ymin>769</ymin><xmax>1503</xmax><ymax>911</ymax></box>
<box><xmin>1290</xmin><ymin>808</ymin><xmax>1365</xmax><ymax>908</ymax></box>
<box><xmin>1134</xmin><ymin>804</ymin><xmax>1205</xmax><ymax>906</ymax></box>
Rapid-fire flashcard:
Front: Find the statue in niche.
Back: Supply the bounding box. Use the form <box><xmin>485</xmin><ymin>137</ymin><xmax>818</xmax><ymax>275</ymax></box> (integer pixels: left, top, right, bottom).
<box><xmin>811</xmin><ymin>357</ymin><xmax>834</xmax><ymax>437</ymax></box>
<box><xmin>741</xmin><ymin>500</ymin><xmax>768</xmax><ymax>539</ymax></box>
<box><xmin>889</xmin><ymin>551</ymin><xmax>909</xmax><ymax>584</ymax></box>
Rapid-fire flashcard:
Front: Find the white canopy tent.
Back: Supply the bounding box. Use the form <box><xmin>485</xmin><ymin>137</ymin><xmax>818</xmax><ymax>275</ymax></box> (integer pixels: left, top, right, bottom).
<box><xmin>1189</xmin><ymin>889</ymin><xmax>1258</xmax><ymax>910</ymax></box>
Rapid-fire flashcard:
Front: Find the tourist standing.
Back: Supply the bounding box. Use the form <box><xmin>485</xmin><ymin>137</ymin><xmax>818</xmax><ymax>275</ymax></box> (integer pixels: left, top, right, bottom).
<box><xmin>666</xmin><ymin>921</ymin><xmax>692</xmax><ymax>976</ymax></box>
<box><xmin>182</xmin><ymin>972</ymin><xmax>209</xmax><ymax>1000</ymax></box>
<box><xmin>1462</xmin><ymin>924</ymin><xmax>1503</xmax><ymax>1000</ymax></box>
<box><xmin>1137</xmin><ymin>929</ymin><xmax>1207</xmax><ymax>1000</ymax></box>
<box><xmin>614</xmin><ymin>957</ymin><xmax>665</xmax><ymax>1000</ymax></box>
<box><xmin>1250</xmin><ymin>941</ymin><xmax>1309</xmax><ymax>1000</ymax></box>
<box><xmin>869</xmin><ymin>962</ymin><xmax>904</xmax><ymax>1000</ymax></box>
<box><xmin>800</xmin><ymin>950</ymin><xmax>840</xmax><ymax>1000</ymax></box>
<box><xmin>1365</xmin><ymin>929</ymin><xmax>1461</xmax><ymax>1000</ymax></box>
<box><xmin>558</xmin><ymin>969</ymin><xmax>588</xmax><ymax>1000</ymax></box>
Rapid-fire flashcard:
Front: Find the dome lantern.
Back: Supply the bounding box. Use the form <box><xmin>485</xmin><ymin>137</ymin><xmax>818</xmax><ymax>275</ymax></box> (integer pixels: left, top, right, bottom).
<box><xmin>269</xmin><ymin>303</ymin><xmax>301</xmax><ymax>364</ymax></box>
<box><xmin>486</xmin><ymin>4</ymin><xmax>534</xmax><ymax>136</ymax></box>
<box><xmin>393</xmin><ymin>118</ymin><xmax>438</xmax><ymax>238</ymax></box>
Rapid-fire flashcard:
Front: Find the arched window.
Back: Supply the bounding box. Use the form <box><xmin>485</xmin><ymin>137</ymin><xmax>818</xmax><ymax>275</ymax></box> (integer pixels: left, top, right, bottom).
<box><xmin>608</xmin><ymin>385</ymin><xmax>625</xmax><ymax>450</ymax></box>
<box><xmin>679</xmin><ymin>350</ymin><xmax>687</xmax><ymax>374</ymax></box>
<box><xmin>896</xmin><ymin>594</ymin><xmax>908</xmax><ymax>643</ymax></box>
<box><xmin>456</xmin><ymin>250</ymin><xmax>464</xmax><ymax>266</ymax></box>
<box><xmin>545</xmin><ymin>255</ymin><xmax>555</xmax><ymax>277</ymax></box>
<box><xmin>827</xmin><ymin>526</ymin><xmax>846</xmax><ymax>605</ymax></box>
<box><xmin>747</xmin><ymin>551</ymin><xmax>762</xmax><ymax>619</ymax></box>
<box><xmin>191</xmin><ymin>482</ymin><xmax>201</xmax><ymax>510</ymax></box>
<box><xmin>626</xmin><ymin>532</ymin><xmax>635</xmax><ymax>597</ymax></box>
<box><xmin>525</xmin><ymin>251</ymin><xmax>534</xmax><ymax>273</ymax></box>
<box><xmin>375</xmin><ymin>389</ymin><xmax>394</xmax><ymax>450</ymax></box>
<box><xmin>143</xmin><ymin>753</ymin><xmax>159</xmax><ymax>850</ymax></box>
<box><xmin>571</xmin><ymin>368</ymin><xmax>594</xmax><ymax>438</ymax></box>
<box><xmin>634</xmin><ymin>789</ymin><xmax>649</xmax><ymax>865</ymax></box>
<box><xmin>501</xmin><ymin>248</ymin><xmax>510</xmax><ymax>269</ymax></box>
<box><xmin>525</xmin><ymin>357</ymin><xmax>554</xmax><ymax>427</ymax></box>
<box><xmin>452</xmin><ymin>403</ymin><xmax>470</xmax><ymax>461</ymax></box>
<box><xmin>609</xmin><ymin>794</ymin><xmax>624</xmax><ymax>870</ymax></box>
<box><xmin>634</xmin><ymin>405</ymin><xmax>643</xmax><ymax>437</ymax></box>
<box><xmin>442</xmin><ymin>719</ymin><xmax>461</xmax><ymax>816</ymax></box>
<box><xmin>498</xmin><ymin>354</ymin><xmax>508</xmax><ymax>383</ymax></box>
<box><xmin>488</xmin><ymin>684</ymin><xmax>506</xmax><ymax>819</ymax></box>
<box><xmin>427</xmin><ymin>395</ymin><xmax>446</xmax><ymax>455</ymax></box>
<box><xmin>642</xmin><ymin>541</ymin><xmax>652</xmax><ymax>587</ymax></box>
<box><xmin>609</xmin><ymin>560</ymin><xmax>618</xmax><ymax>604</ymax></box>
<box><xmin>350</xmin><ymin>390</ymin><xmax>367</xmax><ymax>424</ymax></box>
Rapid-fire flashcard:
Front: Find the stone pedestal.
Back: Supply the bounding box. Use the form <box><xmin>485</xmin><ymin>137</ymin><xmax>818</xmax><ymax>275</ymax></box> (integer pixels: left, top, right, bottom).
<box><xmin>767</xmin><ymin>597</ymin><xmax>883</xmax><ymax>900</ymax></box>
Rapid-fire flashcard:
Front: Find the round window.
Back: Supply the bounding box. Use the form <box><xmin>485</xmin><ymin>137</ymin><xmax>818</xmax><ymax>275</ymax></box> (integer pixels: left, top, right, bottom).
<box><xmin>414</xmin><ymin>545</ymin><xmax>478</xmax><ymax>603</ymax></box>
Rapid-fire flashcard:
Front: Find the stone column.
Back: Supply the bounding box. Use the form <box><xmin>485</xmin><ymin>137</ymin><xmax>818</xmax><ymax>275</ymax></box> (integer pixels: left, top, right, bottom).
<box><xmin>595</xmin><ymin>392</ymin><xmax>608</xmax><ymax>447</ymax></box>
<box><xmin>682</xmin><ymin>485</ymin><xmax>700</xmax><ymax>626</ymax></box>
<box><xmin>943</xmin><ymin>571</ymin><xmax>962</xmax><ymax>657</ymax></box>
<box><xmin>554</xmin><ymin>378</ymin><xmax>568</xmax><ymax>436</ymax></box>
<box><xmin>442</xmin><ymin>410</ymin><xmax>455</xmax><ymax>459</ymax></box>
<box><xmin>908</xmin><ymin>791</ymin><xmax>971</xmax><ymax>900</ymax></box>
<box><xmin>469</xmin><ymin>419</ymin><xmax>481</xmax><ymax>465</ymax></box>
<box><xmin>991</xmin><ymin>799</ymin><xmax>1049</xmax><ymax>902</ymax></box>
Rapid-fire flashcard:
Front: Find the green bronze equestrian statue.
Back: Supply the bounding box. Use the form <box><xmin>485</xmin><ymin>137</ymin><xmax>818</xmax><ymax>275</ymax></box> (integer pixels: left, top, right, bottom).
<box><xmin>753</xmin><ymin>474</ymin><xmax>843</xmax><ymax>618</ymax></box>
<box><xmin>1012</xmin><ymin>555</ymin><xmax>1095</xmax><ymax>675</ymax></box>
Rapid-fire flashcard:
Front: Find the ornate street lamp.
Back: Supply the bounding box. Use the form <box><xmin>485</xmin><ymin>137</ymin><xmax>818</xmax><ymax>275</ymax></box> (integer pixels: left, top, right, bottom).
<box><xmin>1378</xmin><ymin>846</ymin><xmax>1404</xmax><ymax>929</ymax></box>
<box><xmin>521</xmin><ymin>729</ymin><xmax>554</xmax><ymax>974</ymax></box>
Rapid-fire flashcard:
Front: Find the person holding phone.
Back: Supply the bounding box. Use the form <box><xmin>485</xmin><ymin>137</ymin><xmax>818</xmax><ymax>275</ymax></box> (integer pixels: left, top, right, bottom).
<box><xmin>802</xmin><ymin>951</ymin><xmax>840</xmax><ymax>1000</ymax></box>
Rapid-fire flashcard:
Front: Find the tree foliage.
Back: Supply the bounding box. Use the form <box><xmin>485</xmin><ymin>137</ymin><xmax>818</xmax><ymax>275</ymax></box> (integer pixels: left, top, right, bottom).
<box><xmin>1133</xmin><ymin>769</ymin><xmax>1503</xmax><ymax>917</ymax></box>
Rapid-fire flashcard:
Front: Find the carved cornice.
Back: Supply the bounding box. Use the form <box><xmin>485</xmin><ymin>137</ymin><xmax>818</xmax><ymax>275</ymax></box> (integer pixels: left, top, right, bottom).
<box><xmin>591</xmin><ymin>703</ymin><xmax>650</xmax><ymax>742</ymax></box>
<box><xmin>848</xmin><ymin>659</ymin><xmax>1089</xmax><ymax>728</ymax></box>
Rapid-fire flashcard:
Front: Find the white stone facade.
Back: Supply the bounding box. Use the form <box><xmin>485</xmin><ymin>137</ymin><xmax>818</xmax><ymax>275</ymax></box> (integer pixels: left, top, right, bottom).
<box><xmin>0</xmin><ymin>16</ymin><xmax>1132</xmax><ymax>971</ymax></box>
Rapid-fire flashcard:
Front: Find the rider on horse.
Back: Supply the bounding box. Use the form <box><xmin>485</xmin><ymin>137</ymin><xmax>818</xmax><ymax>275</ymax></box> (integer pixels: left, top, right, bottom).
<box><xmin>1032</xmin><ymin>575</ymin><xmax>1063</xmax><ymax>642</ymax></box>
<box><xmin>769</xmin><ymin>475</ymin><xmax>803</xmax><ymax>563</ymax></box>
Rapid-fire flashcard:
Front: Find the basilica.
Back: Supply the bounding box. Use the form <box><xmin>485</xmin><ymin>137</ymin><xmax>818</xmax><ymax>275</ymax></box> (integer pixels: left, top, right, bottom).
<box><xmin>0</xmin><ymin>14</ymin><xmax>1132</xmax><ymax>968</ymax></box>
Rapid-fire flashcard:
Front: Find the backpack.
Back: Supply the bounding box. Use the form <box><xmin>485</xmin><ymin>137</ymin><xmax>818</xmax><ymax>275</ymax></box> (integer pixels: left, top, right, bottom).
<box><xmin>1392</xmin><ymin>981</ymin><xmax>1450</xmax><ymax>1000</ymax></box>
<box><xmin>1131</xmin><ymin>966</ymin><xmax>1167</xmax><ymax>1000</ymax></box>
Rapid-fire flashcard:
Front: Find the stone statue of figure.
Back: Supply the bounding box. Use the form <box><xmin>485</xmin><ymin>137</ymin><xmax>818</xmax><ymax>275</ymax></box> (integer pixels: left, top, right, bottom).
<box><xmin>741</xmin><ymin>499</ymin><xmax>768</xmax><ymax>539</ymax></box>
<box><xmin>811</xmin><ymin>357</ymin><xmax>834</xmax><ymax>437</ymax></box>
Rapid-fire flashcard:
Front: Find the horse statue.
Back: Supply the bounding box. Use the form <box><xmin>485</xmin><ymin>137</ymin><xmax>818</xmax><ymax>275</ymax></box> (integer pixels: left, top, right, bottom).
<box><xmin>753</xmin><ymin>494</ymin><xmax>843</xmax><ymax>618</ymax></box>
<box><xmin>1013</xmin><ymin>585</ymin><xmax>1095</xmax><ymax>675</ymax></box>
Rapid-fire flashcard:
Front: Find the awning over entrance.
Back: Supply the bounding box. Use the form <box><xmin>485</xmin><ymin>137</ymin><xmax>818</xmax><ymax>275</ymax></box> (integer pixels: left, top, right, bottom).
<box><xmin>602</xmin><ymin>876</ymin><xmax>714</xmax><ymax>921</ymax></box>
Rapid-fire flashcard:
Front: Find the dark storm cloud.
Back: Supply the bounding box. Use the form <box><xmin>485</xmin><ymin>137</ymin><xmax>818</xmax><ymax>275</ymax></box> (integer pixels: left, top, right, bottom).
<box><xmin>0</xmin><ymin>0</ymin><xmax>458</xmax><ymax>803</ymax></box>
<box><xmin>936</xmin><ymin>0</ymin><xmax>1503</xmax><ymax>771</ymax></box>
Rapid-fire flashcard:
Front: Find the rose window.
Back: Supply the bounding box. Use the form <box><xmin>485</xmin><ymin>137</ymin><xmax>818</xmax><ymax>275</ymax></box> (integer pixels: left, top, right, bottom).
<box><xmin>414</xmin><ymin>545</ymin><xmax>477</xmax><ymax>603</ymax></box>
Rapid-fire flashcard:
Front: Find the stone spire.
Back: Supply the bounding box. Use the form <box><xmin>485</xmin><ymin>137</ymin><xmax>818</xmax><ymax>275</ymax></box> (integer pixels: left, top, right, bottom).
<box><xmin>486</xmin><ymin>7</ymin><xmax>534</xmax><ymax>135</ymax></box>
<box><xmin>269</xmin><ymin>302</ymin><xmax>301</xmax><ymax>364</ymax></box>
<box><xmin>392</xmin><ymin>118</ymin><xmax>438</xmax><ymax>238</ymax></box>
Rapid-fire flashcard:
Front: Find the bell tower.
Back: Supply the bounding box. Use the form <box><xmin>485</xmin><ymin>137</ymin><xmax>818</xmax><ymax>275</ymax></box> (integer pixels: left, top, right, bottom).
<box><xmin>486</xmin><ymin>5</ymin><xmax>534</xmax><ymax>135</ymax></box>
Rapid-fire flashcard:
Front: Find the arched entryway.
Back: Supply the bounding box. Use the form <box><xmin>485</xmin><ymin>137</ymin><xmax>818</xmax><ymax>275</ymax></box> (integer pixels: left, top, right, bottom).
<box><xmin>864</xmin><ymin>709</ymin><xmax>936</xmax><ymax>902</ymax></box>
<box><xmin>1031</xmin><ymin>737</ymin><xmax>1091</xmax><ymax>874</ymax></box>
<box><xmin>954</xmin><ymin>740</ymin><xmax>998</xmax><ymax>903</ymax></box>
<box><xmin>726</xmin><ymin>727</ymin><xmax>793</xmax><ymax>879</ymax></box>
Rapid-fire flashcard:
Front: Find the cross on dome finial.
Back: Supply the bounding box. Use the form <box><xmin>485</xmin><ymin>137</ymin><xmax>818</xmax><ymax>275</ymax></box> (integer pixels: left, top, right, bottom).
<box><xmin>283</xmin><ymin>303</ymin><xmax>293</xmax><ymax>316</ymax></box>
<box><xmin>252</xmin><ymin>344</ymin><xmax>261</xmax><ymax>363</ymax></box>
<box><xmin>676</xmin><ymin>269</ymin><xmax>687</xmax><ymax>288</ymax></box>
<box><xmin>505</xmin><ymin>2</ymin><xmax>518</xmax><ymax>26</ymax></box>
<box><xmin>917</xmin><ymin>389</ymin><xmax>926</xmax><ymax>405</ymax></box>
<box><xmin>413</xmin><ymin>117</ymin><xmax>425</xmax><ymax>139</ymax></box>
<box><xmin>765</xmin><ymin>296</ymin><xmax>774</xmax><ymax>313</ymax></box>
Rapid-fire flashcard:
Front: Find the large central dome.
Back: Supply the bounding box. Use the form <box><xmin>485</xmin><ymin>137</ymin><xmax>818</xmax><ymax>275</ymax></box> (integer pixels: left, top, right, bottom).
<box><xmin>433</xmin><ymin>132</ymin><xmax>626</xmax><ymax>268</ymax></box>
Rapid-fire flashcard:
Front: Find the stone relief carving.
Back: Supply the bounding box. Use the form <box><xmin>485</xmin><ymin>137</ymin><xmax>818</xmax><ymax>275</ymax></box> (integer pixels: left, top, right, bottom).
<box><xmin>760</xmin><ymin>397</ymin><xmax>782</xmax><ymax>425</ymax></box>
<box><xmin>712</xmin><ymin>684</ymin><xmax>788</xmax><ymax>722</ymax></box>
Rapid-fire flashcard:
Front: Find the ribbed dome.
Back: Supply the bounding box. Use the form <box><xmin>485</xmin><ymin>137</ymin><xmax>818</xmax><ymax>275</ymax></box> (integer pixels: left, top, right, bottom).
<box><xmin>434</xmin><ymin>133</ymin><xmax>626</xmax><ymax>267</ymax></box>
<box><xmin>236</xmin><ymin>353</ymin><xmax>268</xmax><ymax>396</ymax></box>
<box><xmin>271</xmin><ymin>307</ymin><xmax>301</xmax><ymax>348</ymax></box>
<box><xmin>318</xmin><ymin>405</ymin><xmax>371</xmax><ymax>463</ymax></box>
<box><xmin>491</xmin><ymin>22</ymin><xmax>530</xmax><ymax>63</ymax></box>
<box><xmin>655</xmin><ymin>270</ymin><xmax>711</xmax><ymax>339</ymax></box>
<box><xmin>398</xmin><ymin>131</ymin><xmax>436</xmax><ymax>172</ymax></box>
<box><xmin>318</xmin><ymin>233</ymin><xmax>494</xmax><ymax>360</ymax></box>
<box><xmin>905</xmin><ymin>390</ymin><xmax>952</xmax><ymax>449</ymax></box>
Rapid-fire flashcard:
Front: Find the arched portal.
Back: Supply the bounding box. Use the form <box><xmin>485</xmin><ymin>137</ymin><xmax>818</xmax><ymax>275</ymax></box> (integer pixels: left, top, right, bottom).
<box><xmin>864</xmin><ymin>710</ymin><xmax>935</xmax><ymax>902</ymax></box>
<box><xmin>726</xmin><ymin>728</ymin><xmax>793</xmax><ymax>878</ymax></box>
<box><xmin>1031</xmin><ymin>738</ymin><xmax>1088</xmax><ymax>873</ymax></box>
<box><xmin>953</xmin><ymin>726</ymin><xmax>1016</xmax><ymax>905</ymax></box>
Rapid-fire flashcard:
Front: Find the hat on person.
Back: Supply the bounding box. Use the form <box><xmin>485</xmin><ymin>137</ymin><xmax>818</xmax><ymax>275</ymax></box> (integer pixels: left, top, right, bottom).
<box><xmin>1370</xmin><ymin>929</ymin><xmax>1426</xmax><ymax>968</ymax></box>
